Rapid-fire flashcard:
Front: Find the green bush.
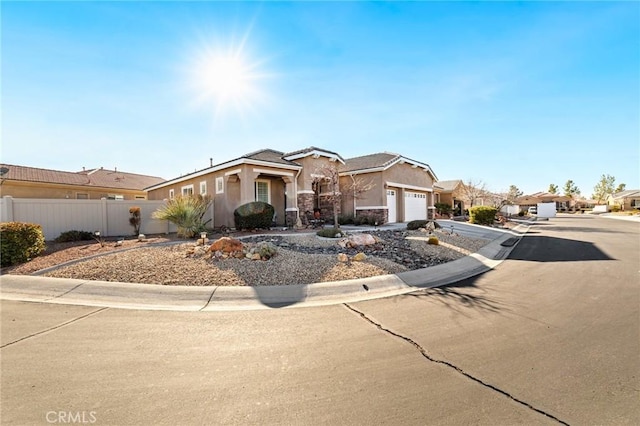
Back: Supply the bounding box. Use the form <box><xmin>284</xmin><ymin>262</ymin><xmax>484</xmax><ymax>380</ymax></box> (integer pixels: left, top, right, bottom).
<box><xmin>316</xmin><ymin>227</ymin><xmax>343</xmax><ymax>238</ymax></box>
<box><xmin>518</xmin><ymin>210</ymin><xmax>525</xmax><ymax>217</ymax></box>
<box><xmin>469</xmin><ymin>206</ymin><xmax>498</xmax><ymax>225</ymax></box>
<box><xmin>435</xmin><ymin>203</ymin><xmax>452</xmax><ymax>215</ymax></box>
<box><xmin>1</xmin><ymin>222</ymin><xmax>46</xmax><ymax>267</ymax></box>
<box><xmin>152</xmin><ymin>195</ymin><xmax>212</xmax><ymax>238</ymax></box>
<box><xmin>233</xmin><ymin>201</ymin><xmax>275</xmax><ymax>230</ymax></box>
<box><xmin>54</xmin><ymin>230</ymin><xmax>95</xmax><ymax>243</ymax></box>
<box><xmin>353</xmin><ymin>215</ymin><xmax>376</xmax><ymax>226</ymax></box>
<box><xmin>338</xmin><ymin>214</ymin><xmax>355</xmax><ymax>225</ymax></box>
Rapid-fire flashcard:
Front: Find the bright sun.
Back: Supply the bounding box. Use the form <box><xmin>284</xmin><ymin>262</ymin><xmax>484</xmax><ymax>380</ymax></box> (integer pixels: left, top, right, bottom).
<box><xmin>187</xmin><ymin>38</ymin><xmax>269</xmax><ymax>119</ymax></box>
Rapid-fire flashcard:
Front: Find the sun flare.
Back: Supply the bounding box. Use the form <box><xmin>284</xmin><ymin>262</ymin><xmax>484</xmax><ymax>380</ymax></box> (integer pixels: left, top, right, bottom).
<box><xmin>187</xmin><ymin>36</ymin><xmax>271</xmax><ymax>120</ymax></box>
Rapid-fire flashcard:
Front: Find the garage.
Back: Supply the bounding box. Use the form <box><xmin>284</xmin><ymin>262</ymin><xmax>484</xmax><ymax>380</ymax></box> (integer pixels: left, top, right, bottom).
<box><xmin>404</xmin><ymin>191</ymin><xmax>427</xmax><ymax>221</ymax></box>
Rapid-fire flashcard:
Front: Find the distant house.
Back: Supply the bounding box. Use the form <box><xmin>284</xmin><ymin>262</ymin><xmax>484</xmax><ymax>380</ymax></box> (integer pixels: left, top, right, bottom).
<box><xmin>517</xmin><ymin>192</ymin><xmax>572</xmax><ymax>211</ymax></box>
<box><xmin>607</xmin><ymin>190</ymin><xmax>640</xmax><ymax>211</ymax></box>
<box><xmin>433</xmin><ymin>180</ymin><xmax>465</xmax><ymax>215</ymax></box>
<box><xmin>145</xmin><ymin>147</ymin><xmax>438</xmax><ymax>228</ymax></box>
<box><xmin>0</xmin><ymin>164</ymin><xmax>165</xmax><ymax>200</ymax></box>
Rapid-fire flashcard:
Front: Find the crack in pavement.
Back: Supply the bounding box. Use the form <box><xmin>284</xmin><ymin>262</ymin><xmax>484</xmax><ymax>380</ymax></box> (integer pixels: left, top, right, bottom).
<box><xmin>343</xmin><ymin>303</ymin><xmax>569</xmax><ymax>425</ymax></box>
<box><xmin>1</xmin><ymin>307</ymin><xmax>109</xmax><ymax>349</ymax></box>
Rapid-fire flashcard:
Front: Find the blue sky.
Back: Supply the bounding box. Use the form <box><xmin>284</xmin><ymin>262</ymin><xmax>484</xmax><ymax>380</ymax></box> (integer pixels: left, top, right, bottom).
<box><xmin>2</xmin><ymin>1</ymin><xmax>638</xmax><ymax>197</ymax></box>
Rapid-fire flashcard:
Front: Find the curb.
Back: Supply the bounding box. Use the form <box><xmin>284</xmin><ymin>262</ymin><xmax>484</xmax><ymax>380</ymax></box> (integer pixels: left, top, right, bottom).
<box><xmin>0</xmin><ymin>224</ymin><xmax>530</xmax><ymax>311</ymax></box>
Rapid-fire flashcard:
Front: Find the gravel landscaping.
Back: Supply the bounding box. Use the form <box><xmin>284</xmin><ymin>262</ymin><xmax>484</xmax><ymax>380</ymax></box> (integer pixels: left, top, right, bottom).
<box><xmin>15</xmin><ymin>229</ymin><xmax>493</xmax><ymax>287</ymax></box>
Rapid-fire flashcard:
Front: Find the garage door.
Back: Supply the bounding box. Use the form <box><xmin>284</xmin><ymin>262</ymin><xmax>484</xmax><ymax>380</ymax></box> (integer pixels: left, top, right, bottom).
<box><xmin>405</xmin><ymin>191</ymin><xmax>427</xmax><ymax>221</ymax></box>
<box><xmin>386</xmin><ymin>189</ymin><xmax>397</xmax><ymax>223</ymax></box>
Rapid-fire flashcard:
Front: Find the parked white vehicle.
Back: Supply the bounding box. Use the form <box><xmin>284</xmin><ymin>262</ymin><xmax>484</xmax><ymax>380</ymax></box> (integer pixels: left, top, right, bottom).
<box><xmin>528</xmin><ymin>206</ymin><xmax>537</xmax><ymax>215</ymax></box>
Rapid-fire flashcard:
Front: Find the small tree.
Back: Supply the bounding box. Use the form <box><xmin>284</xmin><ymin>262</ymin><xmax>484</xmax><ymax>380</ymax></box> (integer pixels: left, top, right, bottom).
<box><xmin>314</xmin><ymin>165</ymin><xmax>374</xmax><ymax>228</ymax></box>
<box><xmin>129</xmin><ymin>207</ymin><xmax>141</xmax><ymax>235</ymax></box>
<box><xmin>592</xmin><ymin>174</ymin><xmax>615</xmax><ymax>204</ymax></box>
<box><xmin>548</xmin><ymin>184</ymin><xmax>558</xmax><ymax>194</ymax></box>
<box><xmin>506</xmin><ymin>185</ymin><xmax>523</xmax><ymax>204</ymax></box>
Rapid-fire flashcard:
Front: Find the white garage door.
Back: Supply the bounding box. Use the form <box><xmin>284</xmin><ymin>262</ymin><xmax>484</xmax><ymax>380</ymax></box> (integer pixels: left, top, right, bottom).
<box><xmin>386</xmin><ymin>189</ymin><xmax>397</xmax><ymax>223</ymax></box>
<box><xmin>405</xmin><ymin>191</ymin><xmax>427</xmax><ymax>221</ymax></box>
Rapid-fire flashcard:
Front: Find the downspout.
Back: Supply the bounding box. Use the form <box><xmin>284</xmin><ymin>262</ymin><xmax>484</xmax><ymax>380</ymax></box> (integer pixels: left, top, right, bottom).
<box><xmin>350</xmin><ymin>174</ymin><xmax>356</xmax><ymax>218</ymax></box>
<box><xmin>294</xmin><ymin>168</ymin><xmax>302</xmax><ymax>225</ymax></box>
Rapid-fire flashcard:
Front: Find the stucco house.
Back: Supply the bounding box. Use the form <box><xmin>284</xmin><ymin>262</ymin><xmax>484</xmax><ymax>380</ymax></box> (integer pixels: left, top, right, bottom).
<box><xmin>607</xmin><ymin>190</ymin><xmax>640</xmax><ymax>211</ymax></box>
<box><xmin>0</xmin><ymin>164</ymin><xmax>164</xmax><ymax>200</ymax></box>
<box><xmin>517</xmin><ymin>192</ymin><xmax>572</xmax><ymax>211</ymax></box>
<box><xmin>145</xmin><ymin>147</ymin><xmax>438</xmax><ymax>228</ymax></box>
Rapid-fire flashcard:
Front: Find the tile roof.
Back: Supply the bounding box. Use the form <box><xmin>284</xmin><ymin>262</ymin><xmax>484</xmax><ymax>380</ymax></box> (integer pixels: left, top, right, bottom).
<box><xmin>341</xmin><ymin>153</ymin><xmax>400</xmax><ymax>172</ymax></box>
<box><xmin>283</xmin><ymin>146</ymin><xmax>344</xmax><ymax>161</ymax></box>
<box><xmin>611</xmin><ymin>189</ymin><xmax>640</xmax><ymax>199</ymax></box>
<box><xmin>241</xmin><ymin>149</ymin><xmax>300</xmax><ymax>166</ymax></box>
<box><xmin>0</xmin><ymin>164</ymin><xmax>165</xmax><ymax>191</ymax></box>
<box><xmin>433</xmin><ymin>179</ymin><xmax>462</xmax><ymax>192</ymax></box>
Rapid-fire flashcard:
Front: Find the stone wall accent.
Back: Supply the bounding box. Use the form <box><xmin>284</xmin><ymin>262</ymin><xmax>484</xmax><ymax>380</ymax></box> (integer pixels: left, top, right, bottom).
<box><xmin>355</xmin><ymin>209</ymin><xmax>388</xmax><ymax>225</ymax></box>
<box><xmin>285</xmin><ymin>210</ymin><xmax>298</xmax><ymax>228</ymax></box>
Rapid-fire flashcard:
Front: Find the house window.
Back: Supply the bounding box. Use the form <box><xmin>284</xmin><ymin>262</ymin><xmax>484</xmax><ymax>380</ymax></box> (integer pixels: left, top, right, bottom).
<box><xmin>107</xmin><ymin>194</ymin><xmax>124</xmax><ymax>200</ymax></box>
<box><xmin>76</xmin><ymin>193</ymin><xmax>89</xmax><ymax>199</ymax></box>
<box><xmin>255</xmin><ymin>180</ymin><xmax>270</xmax><ymax>203</ymax></box>
<box><xmin>216</xmin><ymin>177</ymin><xmax>224</xmax><ymax>194</ymax></box>
<box><xmin>200</xmin><ymin>181</ymin><xmax>207</xmax><ymax>195</ymax></box>
<box><xmin>181</xmin><ymin>184</ymin><xmax>194</xmax><ymax>196</ymax></box>
<box><xmin>169</xmin><ymin>189</ymin><xmax>175</xmax><ymax>200</ymax></box>
<box><xmin>135</xmin><ymin>196</ymin><xmax>146</xmax><ymax>200</ymax></box>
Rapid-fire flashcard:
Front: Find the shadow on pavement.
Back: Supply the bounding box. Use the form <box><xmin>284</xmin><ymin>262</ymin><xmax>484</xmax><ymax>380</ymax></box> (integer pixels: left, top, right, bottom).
<box><xmin>508</xmin><ymin>235</ymin><xmax>614</xmax><ymax>262</ymax></box>
<box><xmin>400</xmin><ymin>273</ymin><xmax>503</xmax><ymax>315</ymax></box>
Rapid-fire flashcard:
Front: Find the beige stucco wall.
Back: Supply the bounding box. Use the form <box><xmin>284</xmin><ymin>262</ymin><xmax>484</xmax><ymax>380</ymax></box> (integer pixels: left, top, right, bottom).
<box><xmin>0</xmin><ymin>181</ymin><xmax>147</xmax><ymax>200</ymax></box>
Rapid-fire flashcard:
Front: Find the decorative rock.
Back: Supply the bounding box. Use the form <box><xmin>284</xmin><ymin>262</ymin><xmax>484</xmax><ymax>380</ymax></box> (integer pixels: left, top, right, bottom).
<box><xmin>209</xmin><ymin>237</ymin><xmax>244</xmax><ymax>254</ymax></box>
<box><xmin>352</xmin><ymin>252</ymin><xmax>367</xmax><ymax>262</ymax></box>
<box><xmin>339</xmin><ymin>233</ymin><xmax>377</xmax><ymax>248</ymax></box>
<box><xmin>251</xmin><ymin>253</ymin><xmax>262</xmax><ymax>260</ymax></box>
<box><xmin>138</xmin><ymin>234</ymin><xmax>146</xmax><ymax>242</ymax></box>
<box><xmin>337</xmin><ymin>253</ymin><xmax>349</xmax><ymax>262</ymax></box>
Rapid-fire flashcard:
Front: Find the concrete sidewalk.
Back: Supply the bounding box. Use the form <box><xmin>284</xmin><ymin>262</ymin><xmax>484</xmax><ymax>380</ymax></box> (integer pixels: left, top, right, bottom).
<box><xmin>0</xmin><ymin>222</ymin><xmax>530</xmax><ymax>311</ymax></box>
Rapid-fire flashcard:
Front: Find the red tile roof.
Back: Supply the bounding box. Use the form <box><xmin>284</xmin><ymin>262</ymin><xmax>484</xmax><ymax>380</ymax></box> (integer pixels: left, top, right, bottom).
<box><xmin>0</xmin><ymin>164</ymin><xmax>165</xmax><ymax>191</ymax></box>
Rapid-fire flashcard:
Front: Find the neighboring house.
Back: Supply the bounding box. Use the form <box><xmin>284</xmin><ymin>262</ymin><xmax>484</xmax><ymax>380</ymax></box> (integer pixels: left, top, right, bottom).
<box><xmin>433</xmin><ymin>180</ymin><xmax>464</xmax><ymax>215</ymax></box>
<box><xmin>145</xmin><ymin>147</ymin><xmax>438</xmax><ymax>228</ymax></box>
<box><xmin>0</xmin><ymin>164</ymin><xmax>165</xmax><ymax>200</ymax></box>
<box><xmin>517</xmin><ymin>192</ymin><xmax>572</xmax><ymax>211</ymax></box>
<box><xmin>607</xmin><ymin>190</ymin><xmax>640</xmax><ymax>211</ymax></box>
<box><xmin>339</xmin><ymin>152</ymin><xmax>438</xmax><ymax>224</ymax></box>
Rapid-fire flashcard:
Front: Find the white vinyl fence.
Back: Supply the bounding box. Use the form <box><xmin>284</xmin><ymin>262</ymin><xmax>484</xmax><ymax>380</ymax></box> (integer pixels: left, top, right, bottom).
<box><xmin>0</xmin><ymin>196</ymin><xmax>202</xmax><ymax>240</ymax></box>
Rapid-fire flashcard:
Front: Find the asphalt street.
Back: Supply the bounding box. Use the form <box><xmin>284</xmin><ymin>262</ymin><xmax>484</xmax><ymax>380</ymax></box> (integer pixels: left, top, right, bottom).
<box><xmin>1</xmin><ymin>215</ymin><xmax>638</xmax><ymax>425</ymax></box>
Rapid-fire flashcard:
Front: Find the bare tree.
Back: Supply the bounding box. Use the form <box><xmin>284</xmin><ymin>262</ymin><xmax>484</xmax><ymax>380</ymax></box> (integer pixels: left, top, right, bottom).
<box><xmin>315</xmin><ymin>165</ymin><xmax>374</xmax><ymax>228</ymax></box>
<box><xmin>460</xmin><ymin>179</ymin><xmax>488</xmax><ymax>208</ymax></box>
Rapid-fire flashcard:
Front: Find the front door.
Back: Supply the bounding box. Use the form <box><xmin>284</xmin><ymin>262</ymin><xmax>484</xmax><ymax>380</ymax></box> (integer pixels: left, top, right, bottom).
<box><xmin>387</xmin><ymin>189</ymin><xmax>397</xmax><ymax>223</ymax></box>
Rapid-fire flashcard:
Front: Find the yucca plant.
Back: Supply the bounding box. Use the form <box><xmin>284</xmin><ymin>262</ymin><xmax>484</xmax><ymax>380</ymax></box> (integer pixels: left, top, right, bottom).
<box><xmin>152</xmin><ymin>195</ymin><xmax>212</xmax><ymax>238</ymax></box>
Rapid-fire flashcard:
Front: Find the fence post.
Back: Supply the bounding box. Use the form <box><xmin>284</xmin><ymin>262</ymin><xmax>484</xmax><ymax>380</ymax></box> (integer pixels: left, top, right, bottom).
<box><xmin>1</xmin><ymin>196</ymin><xmax>14</xmax><ymax>222</ymax></box>
<box><xmin>101</xmin><ymin>198</ymin><xmax>109</xmax><ymax>236</ymax></box>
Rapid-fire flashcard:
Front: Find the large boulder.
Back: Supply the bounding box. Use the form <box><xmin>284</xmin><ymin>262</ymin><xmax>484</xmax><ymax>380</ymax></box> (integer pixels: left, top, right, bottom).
<box><xmin>208</xmin><ymin>237</ymin><xmax>244</xmax><ymax>254</ymax></box>
<box><xmin>338</xmin><ymin>233</ymin><xmax>378</xmax><ymax>248</ymax></box>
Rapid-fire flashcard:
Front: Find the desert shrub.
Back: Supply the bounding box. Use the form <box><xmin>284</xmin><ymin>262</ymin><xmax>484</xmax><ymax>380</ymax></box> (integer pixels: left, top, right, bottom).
<box><xmin>316</xmin><ymin>228</ymin><xmax>343</xmax><ymax>238</ymax></box>
<box><xmin>129</xmin><ymin>206</ymin><xmax>141</xmax><ymax>235</ymax></box>
<box><xmin>152</xmin><ymin>195</ymin><xmax>212</xmax><ymax>238</ymax></box>
<box><xmin>427</xmin><ymin>236</ymin><xmax>439</xmax><ymax>245</ymax></box>
<box><xmin>435</xmin><ymin>203</ymin><xmax>452</xmax><ymax>215</ymax></box>
<box><xmin>338</xmin><ymin>214</ymin><xmax>355</xmax><ymax>225</ymax></box>
<box><xmin>257</xmin><ymin>242</ymin><xmax>278</xmax><ymax>259</ymax></box>
<box><xmin>610</xmin><ymin>205</ymin><xmax>620</xmax><ymax>212</ymax></box>
<box><xmin>1</xmin><ymin>222</ymin><xmax>46</xmax><ymax>267</ymax></box>
<box><xmin>469</xmin><ymin>206</ymin><xmax>498</xmax><ymax>225</ymax></box>
<box><xmin>518</xmin><ymin>210</ymin><xmax>525</xmax><ymax>217</ymax></box>
<box><xmin>353</xmin><ymin>215</ymin><xmax>376</xmax><ymax>226</ymax></box>
<box><xmin>54</xmin><ymin>230</ymin><xmax>94</xmax><ymax>243</ymax></box>
<box><xmin>233</xmin><ymin>201</ymin><xmax>275</xmax><ymax>230</ymax></box>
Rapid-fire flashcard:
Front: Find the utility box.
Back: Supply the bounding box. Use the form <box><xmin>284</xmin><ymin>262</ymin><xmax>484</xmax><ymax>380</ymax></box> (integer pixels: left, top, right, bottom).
<box><xmin>537</xmin><ymin>202</ymin><xmax>557</xmax><ymax>218</ymax></box>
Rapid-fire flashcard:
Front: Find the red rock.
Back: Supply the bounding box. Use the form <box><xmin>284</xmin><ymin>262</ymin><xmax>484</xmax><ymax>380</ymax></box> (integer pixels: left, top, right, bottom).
<box><xmin>208</xmin><ymin>237</ymin><xmax>244</xmax><ymax>254</ymax></box>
